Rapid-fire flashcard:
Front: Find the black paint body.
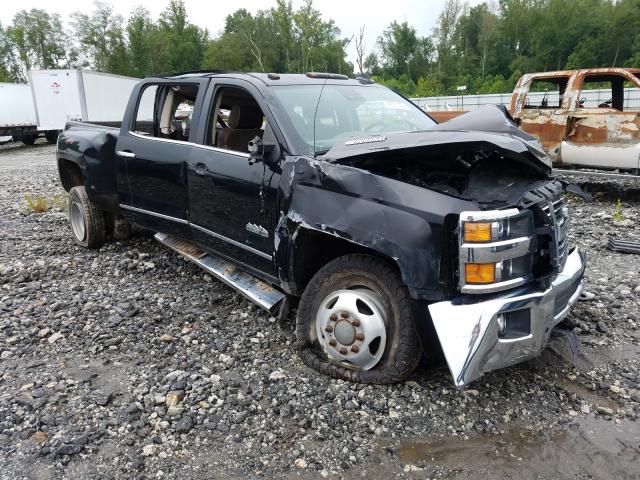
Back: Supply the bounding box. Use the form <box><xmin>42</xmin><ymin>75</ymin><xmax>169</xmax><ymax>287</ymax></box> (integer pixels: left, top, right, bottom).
<box><xmin>56</xmin><ymin>73</ymin><xmax>553</xmax><ymax>302</ymax></box>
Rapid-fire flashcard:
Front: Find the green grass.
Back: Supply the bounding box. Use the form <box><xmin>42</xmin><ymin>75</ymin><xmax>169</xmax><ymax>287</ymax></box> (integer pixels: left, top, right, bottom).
<box><xmin>24</xmin><ymin>194</ymin><xmax>49</xmax><ymax>213</ymax></box>
<box><xmin>613</xmin><ymin>199</ymin><xmax>624</xmax><ymax>222</ymax></box>
<box><xmin>24</xmin><ymin>193</ymin><xmax>68</xmax><ymax>213</ymax></box>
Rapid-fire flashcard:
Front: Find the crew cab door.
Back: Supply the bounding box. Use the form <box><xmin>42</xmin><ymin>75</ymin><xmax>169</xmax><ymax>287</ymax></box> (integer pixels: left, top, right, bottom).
<box><xmin>115</xmin><ymin>78</ymin><xmax>207</xmax><ymax>237</ymax></box>
<box><xmin>187</xmin><ymin>80</ymin><xmax>281</xmax><ymax>277</ymax></box>
<box><xmin>561</xmin><ymin>71</ymin><xmax>640</xmax><ymax>170</ymax></box>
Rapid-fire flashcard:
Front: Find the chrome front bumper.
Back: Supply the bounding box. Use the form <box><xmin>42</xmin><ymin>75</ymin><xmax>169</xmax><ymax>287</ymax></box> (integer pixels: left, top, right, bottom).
<box><xmin>429</xmin><ymin>248</ymin><xmax>586</xmax><ymax>387</ymax></box>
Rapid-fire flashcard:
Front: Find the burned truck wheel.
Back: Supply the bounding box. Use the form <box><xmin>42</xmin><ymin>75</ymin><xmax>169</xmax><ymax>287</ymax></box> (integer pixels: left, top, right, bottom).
<box><xmin>296</xmin><ymin>254</ymin><xmax>421</xmax><ymax>384</ymax></box>
<box><xmin>68</xmin><ymin>186</ymin><xmax>106</xmax><ymax>249</ymax></box>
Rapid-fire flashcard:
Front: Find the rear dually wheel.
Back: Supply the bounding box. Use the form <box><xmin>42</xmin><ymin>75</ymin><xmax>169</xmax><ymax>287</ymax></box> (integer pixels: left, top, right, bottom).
<box><xmin>68</xmin><ymin>186</ymin><xmax>106</xmax><ymax>249</ymax></box>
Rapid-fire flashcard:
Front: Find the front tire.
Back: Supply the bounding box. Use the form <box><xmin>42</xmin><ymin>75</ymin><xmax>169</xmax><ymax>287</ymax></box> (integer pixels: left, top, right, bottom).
<box><xmin>68</xmin><ymin>186</ymin><xmax>106</xmax><ymax>249</ymax></box>
<box><xmin>296</xmin><ymin>254</ymin><xmax>422</xmax><ymax>384</ymax></box>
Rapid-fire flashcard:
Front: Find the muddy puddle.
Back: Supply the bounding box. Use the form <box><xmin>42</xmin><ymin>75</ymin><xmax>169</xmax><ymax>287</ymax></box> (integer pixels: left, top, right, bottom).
<box><xmin>396</xmin><ymin>416</ymin><xmax>640</xmax><ymax>479</ymax></box>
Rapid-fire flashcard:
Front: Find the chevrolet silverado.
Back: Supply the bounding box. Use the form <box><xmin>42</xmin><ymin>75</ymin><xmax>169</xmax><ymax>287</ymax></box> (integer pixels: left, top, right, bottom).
<box><xmin>56</xmin><ymin>71</ymin><xmax>586</xmax><ymax>386</ymax></box>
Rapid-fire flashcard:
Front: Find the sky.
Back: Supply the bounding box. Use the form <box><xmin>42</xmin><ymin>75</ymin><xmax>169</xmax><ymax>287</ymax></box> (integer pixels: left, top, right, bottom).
<box><xmin>0</xmin><ymin>0</ymin><xmax>484</xmax><ymax>67</ymax></box>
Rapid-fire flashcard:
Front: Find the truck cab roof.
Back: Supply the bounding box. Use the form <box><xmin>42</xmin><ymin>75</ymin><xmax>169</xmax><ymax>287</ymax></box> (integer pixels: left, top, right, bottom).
<box><xmin>150</xmin><ymin>71</ymin><xmax>374</xmax><ymax>88</ymax></box>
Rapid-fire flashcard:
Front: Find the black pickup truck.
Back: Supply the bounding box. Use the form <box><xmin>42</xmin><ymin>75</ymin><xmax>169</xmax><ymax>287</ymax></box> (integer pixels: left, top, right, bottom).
<box><xmin>56</xmin><ymin>71</ymin><xmax>586</xmax><ymax>386</ymax></box>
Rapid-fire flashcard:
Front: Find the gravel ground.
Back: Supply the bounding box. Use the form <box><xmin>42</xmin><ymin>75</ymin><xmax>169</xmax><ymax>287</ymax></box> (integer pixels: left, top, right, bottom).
<box><xmin>1</xmin><ymin>143</ymin><xmax>639</xmax><ymax>479</ymax></box>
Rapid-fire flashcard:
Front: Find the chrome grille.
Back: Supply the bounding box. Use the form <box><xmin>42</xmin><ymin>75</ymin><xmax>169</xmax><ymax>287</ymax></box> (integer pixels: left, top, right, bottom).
<box><xmin>541</xmin><ymin>196</ymin><xmax>569</xmax><ymax>269</ymax></box>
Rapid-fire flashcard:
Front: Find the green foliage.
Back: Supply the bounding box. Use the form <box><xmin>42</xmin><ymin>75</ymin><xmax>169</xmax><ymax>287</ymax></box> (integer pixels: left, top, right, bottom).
<box><xmin>24</xmin><ymin>194</ymin><xmax>49</xmax><ymax>213</ymax></box>
<box><xmin>613</xmin><ymin>199</ymin><xmax>624</xmax><ymax>222</ymax></box>
<box><xmin>72</xmin><ymin>2</ymin><xmax>129</xmax><ymax>74</ymax></box>
<box><xmin>0</xmin><ymin>22</ymin><xmax>13</xmax><ymax>82</ymax></box>
<box><xmin>373</xmin><ymin>74</ymin><xmax>417</xmax><ymax>97</ymax></box>
<box><xmin>378</xmin><ymin>21</ymin><xmax>432</xmax><ymax>81</ymax></box>
<box><xmin>24</xmin><ymin>193</ymin><xmax>68</xmax><ymax>213</ymax></box>
<box><xmin>5</xmin><ymin>9</ymin><xmax>68</xmax><ymax>81</ymax></box>
<box><xmin>0</xmin><ymin>0</ymin><xmax>638</xmax><ymax>98</ymax></box>
<box><xmin>50</xmin><ymin>193</ymin><xmax>68</xmax><ymax>211</ymax></box>
<box><xmin>126</xmin><ymin>7</ymin><xmax>159</xmax><ymax>77</ymax></box>
<box><xmin>202</xmin><ymin>0</ymin><xmax>351</xmax><ymax>74</ymax></box>
<box><xmin>156</xmin><ymin>0</ymin><xmax>206</xmax><ymax>73</ymax></box>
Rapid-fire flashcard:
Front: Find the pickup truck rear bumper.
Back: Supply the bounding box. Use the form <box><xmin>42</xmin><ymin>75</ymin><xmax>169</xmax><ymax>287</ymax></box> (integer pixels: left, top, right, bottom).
<box><xmin>429</xmin><ymin>248</ymin><xmax>586</xmax><ymax>387</ymax></box>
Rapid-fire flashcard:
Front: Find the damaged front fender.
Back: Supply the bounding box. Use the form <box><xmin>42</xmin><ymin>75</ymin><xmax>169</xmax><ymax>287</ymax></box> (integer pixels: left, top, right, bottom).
<box><xmin>275</xmin><ymin>156</ymin><xmax>477</xmax><ymax>300</ymax></box>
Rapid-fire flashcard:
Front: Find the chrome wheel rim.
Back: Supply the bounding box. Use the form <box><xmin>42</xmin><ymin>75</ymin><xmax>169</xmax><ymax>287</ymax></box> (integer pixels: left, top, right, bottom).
<box><xmin>315</xmin><ymin>288</ymin><xmax>388</xmax><ymax>370</ymax></box>
<box><xmin>70</xmin><ymin>201</ymin><xmax>86</xmax><ymax>241</ymax></box>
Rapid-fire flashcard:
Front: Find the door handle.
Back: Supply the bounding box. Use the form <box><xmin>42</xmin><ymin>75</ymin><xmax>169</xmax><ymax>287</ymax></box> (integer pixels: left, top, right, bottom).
<box><xmin>117</xmin><ymin>150</ymin><xmax>136</xmax><ymax>158</ymax></box>
<box><xmin>194</xmin><ymin>163</ymin><xmax>208</xmax><ymax>175</ymax></box>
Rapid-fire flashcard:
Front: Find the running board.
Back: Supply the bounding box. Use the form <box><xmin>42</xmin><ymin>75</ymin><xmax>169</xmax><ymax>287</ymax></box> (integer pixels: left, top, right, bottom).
<box><xmin>154</xmin><ymin>233</ymin><xmax>285</xmax><ymax>313</ymax></box>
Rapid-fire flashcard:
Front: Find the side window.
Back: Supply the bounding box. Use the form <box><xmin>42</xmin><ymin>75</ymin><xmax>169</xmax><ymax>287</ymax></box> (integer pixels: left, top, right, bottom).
<box><xmin>524</xmin><ymin>78</ymin><xmax>567</xmax><ymax>109</ymax></box>
<box><xmin>133</xmin><ymin>83</ymin><xmax>199</xmax><ymax>141</ymax></box>
<box><xmin>133</xmin><ymin>85</ymin><xmax>157</xmax><ymax>135</ymax></box>
<box><xmin>578</xmin><ymin>74</ymin><xmax>635</xmax><ymax>111</ymax></box>
<box><xmin>207</xmin><ymin>87</ymin><xmax>266</xmax><ymax>153</ymax></box>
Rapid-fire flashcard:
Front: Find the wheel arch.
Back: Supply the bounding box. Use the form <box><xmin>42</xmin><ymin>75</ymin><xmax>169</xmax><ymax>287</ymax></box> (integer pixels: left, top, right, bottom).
<box><xmin>287</xmin><ymin>226</ymin><xmax>404</xmax><ymax>296</ymax></box>
<box><xmin>58</xmin><ymin>158</ymin><xmax>84</xmax><ymax>192</ymax></box>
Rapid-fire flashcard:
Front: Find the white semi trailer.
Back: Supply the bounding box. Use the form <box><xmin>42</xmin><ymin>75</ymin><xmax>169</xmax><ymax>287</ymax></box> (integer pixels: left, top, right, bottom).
<box><xmin>0</xmin><ymin>82</ymin><xmax>38</xmax><ymax>144</ymax></box>
<box><xmin>0</xmin><ymin>70</ymin><xmax>142</xmax><ymax>146</ymax></box>
<box><xmin>28</xmin><ymin>69</ymin><xmax>142</xmax><ymax>145</ymax></box>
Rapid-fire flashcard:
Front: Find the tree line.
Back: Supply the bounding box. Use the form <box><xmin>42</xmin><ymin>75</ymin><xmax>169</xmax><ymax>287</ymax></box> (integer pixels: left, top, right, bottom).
<box><xmin>1</xmin><ymin>0</ymin><xmax>639</xmax><ymax>97</ymax></box>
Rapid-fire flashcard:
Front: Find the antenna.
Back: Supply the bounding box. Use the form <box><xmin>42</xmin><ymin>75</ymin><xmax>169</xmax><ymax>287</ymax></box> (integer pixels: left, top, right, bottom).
<box><xmin>312</xmin><ymin>76</ymin><xmax>328</xmax><ymax>157</ymax></box>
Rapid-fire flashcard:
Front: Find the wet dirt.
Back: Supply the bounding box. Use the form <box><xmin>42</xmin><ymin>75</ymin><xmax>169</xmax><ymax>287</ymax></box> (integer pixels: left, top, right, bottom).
<box><xmin>394</xmin><ymin>416</ymin><xmax>640</xmax><ymax>480</ymax></box>
<box><xmin>553</xmin><ymin>375</ymin><xmax>618</xmax><ymax>411</ymax></box>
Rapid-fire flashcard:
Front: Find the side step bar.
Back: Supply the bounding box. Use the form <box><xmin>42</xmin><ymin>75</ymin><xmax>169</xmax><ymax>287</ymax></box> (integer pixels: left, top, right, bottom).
<box><xmin>155</xmin><ymin>233</ymin><xmax>285</xmax><ymax>313</ymax></box>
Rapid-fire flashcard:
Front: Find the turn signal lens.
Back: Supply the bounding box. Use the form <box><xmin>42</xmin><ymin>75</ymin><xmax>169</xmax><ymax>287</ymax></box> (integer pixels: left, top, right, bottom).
<box><xmin>465</xmin><ymin>263</ymin><xmax>496</xmax><ymax>284</ymax></box>
<box><xmin>463</xmin><ymin>222</ymin><xmax>492</xmax><ymax>242</ymax></box>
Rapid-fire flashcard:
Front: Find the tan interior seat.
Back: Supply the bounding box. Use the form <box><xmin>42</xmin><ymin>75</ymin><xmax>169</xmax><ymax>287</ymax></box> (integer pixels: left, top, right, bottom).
<box><xmin>217</xmin><ymin>105</ymin><xmax>264</xmax><ymax>152</ymax></box>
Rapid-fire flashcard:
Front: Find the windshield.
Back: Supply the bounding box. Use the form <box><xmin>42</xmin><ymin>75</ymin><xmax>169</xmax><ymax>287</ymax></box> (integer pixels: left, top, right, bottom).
<box><xmin>271</xmin><ymin>84</ymin><xmax>436</xmax><ymax>155</ymax></box>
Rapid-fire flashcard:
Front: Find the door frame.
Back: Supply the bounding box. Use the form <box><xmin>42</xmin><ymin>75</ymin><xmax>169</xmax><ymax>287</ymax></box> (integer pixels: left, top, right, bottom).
<box><xmin>185</xmin><ymin>78</ymin><xmax>287</xmax><ymax>278</ymax></box>
<box><xmin>116</xmin><ymin>77</ymin><xmax>209</xmax><ymax>214</ymax></box>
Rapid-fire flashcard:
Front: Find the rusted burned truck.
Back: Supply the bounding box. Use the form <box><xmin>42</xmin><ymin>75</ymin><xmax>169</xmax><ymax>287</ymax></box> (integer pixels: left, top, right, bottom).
<box><xmin>511</xmin><ymin>68</ymin><xmax>640</xmax><ymax>173</ymax></box>
<box><xmin>429</xmin><ymin>68</ymin><xmax>640</xmax><ymax>173</ymax></box>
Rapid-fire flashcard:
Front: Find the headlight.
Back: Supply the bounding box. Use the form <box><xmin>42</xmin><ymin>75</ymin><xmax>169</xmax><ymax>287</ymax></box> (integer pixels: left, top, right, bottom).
<box><xmin>458</xmin><ymin>209</ymin><xmax>535</xmax><ymax>294</ymax></box>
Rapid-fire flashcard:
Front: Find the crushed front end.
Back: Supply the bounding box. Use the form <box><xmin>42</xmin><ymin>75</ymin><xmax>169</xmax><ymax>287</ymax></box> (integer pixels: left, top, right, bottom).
<box><xmin>429</xmin><ymin>181</ymin><xmax>586</xmax><ymax>386</ymax></box>
<box><xmin>323</xmin><ymin>105</ymin><xmax>587</xmax><ymax>387</ymax></box>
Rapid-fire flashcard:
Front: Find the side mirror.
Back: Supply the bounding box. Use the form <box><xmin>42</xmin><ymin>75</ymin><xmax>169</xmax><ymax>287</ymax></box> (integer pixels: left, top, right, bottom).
<box><xmin>248</xmin><ymin>136</ymin><xmax>276</xmax><ymax>165</ymax></box>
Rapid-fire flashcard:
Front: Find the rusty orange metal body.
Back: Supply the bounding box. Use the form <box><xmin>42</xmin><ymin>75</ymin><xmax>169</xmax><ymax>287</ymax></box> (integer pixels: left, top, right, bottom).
<box><xmin>428</xmin><ymin>110</ymin><xmax>467</xmax><ymax>123</ymax></box>
<box><xmin>510</xmin><ymin>68</ymin><xmax>640</xmax><ymax>171</ymax></box>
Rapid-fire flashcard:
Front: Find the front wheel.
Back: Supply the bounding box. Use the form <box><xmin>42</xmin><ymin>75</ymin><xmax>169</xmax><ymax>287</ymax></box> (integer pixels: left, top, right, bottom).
<box><xmin>68</xmin><ymin>186</ymin><xmax>106</xmax><ymax>249</ymax></box>
<box><xmin>296</xmin><ymin>254</ymin><xmax>422</xmax><ymax>384</ymax></box>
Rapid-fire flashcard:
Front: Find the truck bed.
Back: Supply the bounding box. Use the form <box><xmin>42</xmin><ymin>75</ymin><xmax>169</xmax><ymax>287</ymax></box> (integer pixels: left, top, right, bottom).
<box><xmin>64</xmin><ymin>120</ymin><xmax>122</xmax><ymax>132</ymax></box>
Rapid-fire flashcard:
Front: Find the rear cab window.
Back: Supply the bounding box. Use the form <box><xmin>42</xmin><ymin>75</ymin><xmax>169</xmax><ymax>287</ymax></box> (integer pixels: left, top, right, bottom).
<box><xmin>132</xmin><ymin>82</ymin><xmax>200</xmax><ymax>142</ymax></box>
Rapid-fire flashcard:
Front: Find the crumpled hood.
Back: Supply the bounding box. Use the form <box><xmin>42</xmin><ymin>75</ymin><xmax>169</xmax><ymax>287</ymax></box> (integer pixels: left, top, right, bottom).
<box><xmin>321</xmin><ymin>105</ymin><xmax>551</xmax><ymax>173</ymax></box>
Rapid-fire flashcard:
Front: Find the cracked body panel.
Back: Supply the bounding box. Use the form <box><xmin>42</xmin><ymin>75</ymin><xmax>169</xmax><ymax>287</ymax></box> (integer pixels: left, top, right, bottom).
<box><xmin>274</xmin><ymin>106</ymin><xmax>553</xmax><ymax>301</ymax></box>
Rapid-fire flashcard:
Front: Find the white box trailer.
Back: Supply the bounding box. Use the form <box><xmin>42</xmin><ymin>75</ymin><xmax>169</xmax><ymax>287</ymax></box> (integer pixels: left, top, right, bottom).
<box><xmin>0</xmin><ymin>82</ymin><xmax>38</xmax><ymax>143</ymax></box>
<box><xmin>28</xmin><ymin>69</ymin><xmax>142</xmax><ymax>142</ymax></box>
